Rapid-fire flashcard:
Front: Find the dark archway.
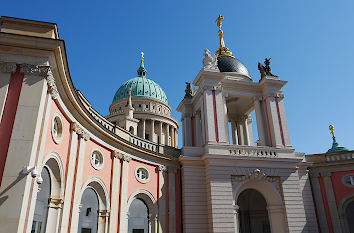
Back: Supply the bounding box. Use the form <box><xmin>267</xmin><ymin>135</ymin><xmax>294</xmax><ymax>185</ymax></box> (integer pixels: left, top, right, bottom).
<box><xmin>128</xmin><ymin>198</ymin><xmax>149</xmax><ymax>233</ymax></box>
<box><xmin>78</xmin><ymin>188</ymin><xmax>99</xmax><ymax>233</ymax></box>
<box><xmin>346</xmin><ymin>200</ymin><xmax>354</xmax><ymax>232</ymax></box>
<box><xmin>31</xmin><ymin>167</ymin><xmax>51</xmax><ymax>233</ymax></box>
<box><xmin>237</xmin><ymin>189</ymin><xmax>271</xmax><ymax>233</ymax></box>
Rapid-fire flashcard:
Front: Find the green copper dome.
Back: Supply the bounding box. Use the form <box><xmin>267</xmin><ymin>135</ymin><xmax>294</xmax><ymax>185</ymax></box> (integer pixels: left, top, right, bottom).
<box><xmin>112</xmin><ymin>59</ymin><xmax>168</xmax><ymax>104</ymax></box>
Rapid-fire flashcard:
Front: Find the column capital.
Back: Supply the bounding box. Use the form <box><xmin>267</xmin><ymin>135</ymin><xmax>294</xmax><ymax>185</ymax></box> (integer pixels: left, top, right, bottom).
<box><xmin>158</xmin><ymin>165</ymin><xmax>167</xmax><ymax>172</ymax></box>
<box><xmin>233</xmin><ymin>205</ymin><xmax>240</xmax><ymax>214</ymax></box>
<box><xmin>122</xmin><ymin>154</ymin><xmax>132</xmax><ymax>162</ymax></box>
<box><xmin>71</xmin><ymin>122</ymin><xmax>90</xmax><ymax>141</ymax></box>
<box><xmin>48</xmin><ymin>197</ymin><xmax>64</xmax><ymax>209</ymax></box>
<box><xmin>98</xmin><ymin>210</ymin><xmax>110</xmax><ymax>217</ymax></box>
<box><xmin>113</xmin><ymin>150</ymin><xmax>124</xmax><ymax>159</ymax></box>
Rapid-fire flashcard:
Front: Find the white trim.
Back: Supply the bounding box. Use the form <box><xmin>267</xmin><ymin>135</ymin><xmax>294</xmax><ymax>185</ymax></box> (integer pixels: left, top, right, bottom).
<box><xmin>90</xmin><ymin>148</ymin><xmax>105</xmax><ymax>170</ymax></box>
<box><xmin>135</xmin><ymin>166</ymin><xmax>151</xmax><ymax>184</ymax></box>
<box><xmin>80</xmin><ymin>176</ymin><xmax>110</xmax><ymax>210</ymax></box>
<box><xmin>51</xmin><ymin>112</ymin><xmax>64</xmax><ymax>144</ymax></box>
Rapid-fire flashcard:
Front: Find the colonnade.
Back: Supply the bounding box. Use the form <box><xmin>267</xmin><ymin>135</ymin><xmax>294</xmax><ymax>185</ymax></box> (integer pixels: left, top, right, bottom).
<box><xmin>139</xmin><ymin>119</ymin><xmax>178</xmax><ymax>147</ymax></box>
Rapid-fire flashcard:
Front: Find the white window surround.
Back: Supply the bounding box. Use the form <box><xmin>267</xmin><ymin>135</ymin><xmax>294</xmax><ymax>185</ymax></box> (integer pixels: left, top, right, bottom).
<box><xmin>90</xmin><ymin>148</ymin><xmax>104</xmax><ymax>170</ymax></box>
<box><xmin>52</xmin><ymin>112</ymin><xmax>63</xmax><ymax>144</ymax></box>
<box><xmin>135</xmin><ymin>166</ymin><xmax>150</xmax><ymax>184</ymax></box>
<box><xmin>343</xmin><ymin>174</ymin><xmax>354</xmax><ymax>188</ymax></box>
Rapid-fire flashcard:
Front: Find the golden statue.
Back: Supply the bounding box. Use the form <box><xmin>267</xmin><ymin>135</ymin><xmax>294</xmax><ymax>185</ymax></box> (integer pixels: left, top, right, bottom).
<box><xmin>215</xmin><ymin>14</ymin><xmax>234</xmax><ymax>58</ymax></box>
<box><xmin>216</xmin><ymin>14</ymin><xmax>224</xmax><ymax>30</ymax></box>
<box><xmin>141</xmin><ymin>52</ymin><xmax>144</xmax><ymax>62</ymax></box>
<box><xmin>329</xmin><ymin>124</ymin><xmax>335</xmax><ymax>137</ymax></box>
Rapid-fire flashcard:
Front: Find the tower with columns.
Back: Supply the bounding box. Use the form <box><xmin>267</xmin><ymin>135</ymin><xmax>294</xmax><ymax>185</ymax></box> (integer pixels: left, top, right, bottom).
<box><xmin>177</xmin><ymin>15</ymin><xmax>318</xmax><ymax>233</ymax></box>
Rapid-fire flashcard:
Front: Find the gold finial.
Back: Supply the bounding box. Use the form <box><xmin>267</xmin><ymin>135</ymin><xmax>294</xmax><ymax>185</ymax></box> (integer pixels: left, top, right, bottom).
<box><xmin>329</xmin><ymin>124</ymin><xmax>335</xmax><ymax>137</ymax></box>
<box><xmin>215</xmin><ymin>15</ymin><xmax>234</xmax><ymax>58</ymax></box>
<box><xmin>141</xmin><ymin>52</ymin><xmax>144</xmax><ymax>62</ymax></box>
<box><xmin>216</xmin><ymin>14</ymin><xmax>224</xmax><ymax>30</ymax></box>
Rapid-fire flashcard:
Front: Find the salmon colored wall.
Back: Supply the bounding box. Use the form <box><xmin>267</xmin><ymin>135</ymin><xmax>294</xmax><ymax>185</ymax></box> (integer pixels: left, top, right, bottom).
<box><xmin>127</xmin><ymin>159</ymin><xmax>158</xmax><ymax>201</ymax></box>
<box><xmin>331</xmin><ymin>170</ymin><xmax>354</xmax><ymax>206</ymax></box>
<box><xmin>43</xmin><ymin>100</ymin><xmax>71</xmax><ymax>175</ymax></box>
<box><xmin>81</xmin><ymin>139</ymin><xmax>112</xmax><ymax>191</ymax></box>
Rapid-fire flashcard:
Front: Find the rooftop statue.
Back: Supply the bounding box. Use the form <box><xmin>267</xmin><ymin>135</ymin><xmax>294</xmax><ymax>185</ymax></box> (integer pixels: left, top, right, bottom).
<box><xmin>202</xmin><ymin>49</ymin><xmax>218</xmax><ymax>71</ymax></box>
<box><xmin>184</xmin><ymin>82</ymin><xmax>194</xmax><ymax>99</ymax></box>
<box><xmin>258</xmin><ymin>58</ymin><xmax>277</xmax><ymax>78</ymax></box>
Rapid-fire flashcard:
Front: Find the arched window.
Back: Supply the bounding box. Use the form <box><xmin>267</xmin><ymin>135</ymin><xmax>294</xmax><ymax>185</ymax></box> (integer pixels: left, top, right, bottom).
<box><xmin>128</xmin><ymin>198</ymin><xmax>149</xmax><ymax>233</ymax></box>
<box><xmin>129</xmin><ymin>126</ymin><xmax>134</xmax><ymax>134</ymax></box>
<box><xmin>78</xmin><ymin>188</ymin><xmax>99</xmax><ymax>233</ymax></box>
<box><xmin>237</xmin><ymin>189</ymin><xmax>271</xmax><ymax>233</ymax></box>
<box><xmin>346</xmin><ymin>200</ymin><xmax>354</xmax><ymax>232</ymax></box>
<box><xmin>31</xmin><ymin>167</ymin><xmax>51</xmax><ymax>233</ymax></box>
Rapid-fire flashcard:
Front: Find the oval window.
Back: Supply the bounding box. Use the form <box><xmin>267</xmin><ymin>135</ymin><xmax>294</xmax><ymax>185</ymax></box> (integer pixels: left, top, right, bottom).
<box><xmin>91</xmin><ymin>150</ymin><xmax>104</xmax><ymax>170</ymax></box>
<box><xmin>52</xmin><ymin>113</ymin><xmax>63</xmax><ymax>144</ymax></box>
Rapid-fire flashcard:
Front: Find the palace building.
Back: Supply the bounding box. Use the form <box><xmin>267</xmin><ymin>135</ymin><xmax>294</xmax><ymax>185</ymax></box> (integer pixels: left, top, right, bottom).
<box><xmin>0</xmin><ymin>15</ymin><xmax>354</xmax><ymax>233</ymax></box>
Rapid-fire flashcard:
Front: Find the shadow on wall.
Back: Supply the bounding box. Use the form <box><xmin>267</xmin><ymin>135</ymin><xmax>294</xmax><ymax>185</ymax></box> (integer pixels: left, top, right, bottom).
<box><xmin>0</xmin><ymin>171</ymin><xmax>27</xmax><ymax>206</ymax></box>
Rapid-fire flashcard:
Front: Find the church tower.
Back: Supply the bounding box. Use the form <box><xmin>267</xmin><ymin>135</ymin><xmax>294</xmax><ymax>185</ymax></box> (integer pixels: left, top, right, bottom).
<box><xmin>177</xmin><ymin>15</ymin><xmax>318</xmax><ymax>233</ymax></box>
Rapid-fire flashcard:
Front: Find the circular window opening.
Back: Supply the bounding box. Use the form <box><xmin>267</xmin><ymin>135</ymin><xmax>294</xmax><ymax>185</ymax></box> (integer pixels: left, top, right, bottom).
<box><xmin>52</xmin><ymin>114</ymin><xmax>63</xmax><ymax>144</ymax></box>
<box><xmin>135</xmin><ymin>166</ymin><xmax>150</xmax><ymax>183</ymax></box>
<box><xmin>91</xmin><ymin>150</ymin><xmax>104</xmax><ymax>170</ymax></box>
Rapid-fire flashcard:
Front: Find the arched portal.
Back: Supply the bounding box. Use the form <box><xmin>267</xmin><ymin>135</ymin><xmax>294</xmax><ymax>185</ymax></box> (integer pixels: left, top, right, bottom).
<box><xmin>346</xmin><ymin>200</ymin><xmax>354</xmax><ymax>232</ymax></box>
<box><xmin>31</xmin><ymin>167</ymin><xmax>51</xmax><ymax>233</ymax></box>
<box><xmin>78</xmin><ymin>188</ymin><xmax>99</xmax><ymax>233</ymax></box>
<box><xmin>237</xmin><ymin>189</ymin><xmax>271</xmax><ymax>233</ymax></box>
<box><xmin>128</xmin><ymin>198</ymin><xmax>149</xmax><ymax>233</ymax></box>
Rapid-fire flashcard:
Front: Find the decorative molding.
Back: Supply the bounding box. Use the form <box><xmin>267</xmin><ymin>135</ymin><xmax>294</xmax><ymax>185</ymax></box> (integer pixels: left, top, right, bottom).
<box><xmin>98</xmin><ymin>210</ymin><xmax>110</xmax><ymax>218</ymax></box>
<box><xmin>0</xmin><ymin>62</ymin><xmax>16</xmax><ymax>73</ymax></box>
<box><xmin>20</xmin><ymin>64</ymin><xmax>50</xmax><ymax>76</ymax></box>
<box><xmin>46</xmin><ymin>69</ymin><xmax>59</xmax><ymax>99</ymax></box>
<box><xmin>158</xmin><ymin>165</ymin><xmax>167</xmax><ymax>172</ymax></box>
<box><xmin>48</xmin><ymin>197</ymin><xmax>64</xmax><ymax>209</ymax></box>
<box><xmin>234</xmin><ymin>169</ymin><xmax>280</xmax><ymax>183</ymax></box>
<box><xmin>71</xmin><ymin>122</ymin><xmax>90</xmax><ymax>141</ymax></box>
<box><xmin>113</xmin><ymin>150</ymin><xmax>124</xmax><ymax>159</ymax></box>
<box><xmin>122</xmin><ymin>154</ymin><xmax>131</xmax><ymax>162</ymax></box>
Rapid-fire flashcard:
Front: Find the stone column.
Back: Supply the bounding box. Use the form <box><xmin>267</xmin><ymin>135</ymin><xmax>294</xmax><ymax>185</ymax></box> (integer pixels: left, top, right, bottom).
<box><xmin>109</xmin><ymin>151</ymin><xmax>123</xmax><ymax>233</ymax></box>
<box><xmin>158</xmin><ymin>165</ymin><xmax>167</xmax><ymax>232</ymax></box>
<box><xmin>46</xmin><ymin>198</ymin><xmax>64</xmax><ymax>233</ymax></box>
<box><xmin>150</xmin><ymin>120</ymin><xmax>155</xmax><ymax>142</ymax></box>
<box><xmin>322</xmin><ymin>171</ymin><xmax>342</xmax><ymax>233</ymax></box>
<box><xmin>169</xmin><ymin>167</ymin><xmax>177</xmax><ymax>233</ymax></box>
<box><xmin>166</xmin><ymin>124</ymin><xmax>170</xmax><ymax>146</ymax></box>
<box><xmin>242</xmin><ymin>116</ymin><xmax>249</xmax><ymax>146</ymax></box>
<box><xmin>195</xmin><ymin>113</ymin><xmax>201</xmax><ymax>146</ymax></box>
<box><xmin>236</xmin><ymin>120</ymin><xmax>244</xmax><ymax>145</ymax></box>
<box><xmin>175</xmin><ymin>128</ymin><xmax>178</xmax><ymax>147</ymax></box>
<box><xmin>98</xmin><ymin>210</ymin><xmax>110</xmax><ymax>233</ymax></box>
<box><xmin>254</xmin><ymin>97</ymin><xmax>267</xmax><ymax>146</ymax></box>
<box><xmin>309</xmin><ymin>172</ymin><xmax>329</xmax><ymax>233</ymax></box>
<box><xmin>158</xmin><ymin>121</ymin><xmax>163</xmax><ymax>145</ymax></box>
<box><xmin>118</xmin><ymin>154</ymin><xmax>132</xmax><ymax>233</ymax></box>
<box><xmin>171</xmin><ymin>127</ymin><xmax>175</xmax><ymax>147</ymax></box>
<box><xmin>231</xmin><ymin>121</ymin><xmax>238</xmax><ymax>145</ymax></box>
<box><xmin>142</xmin><ymin>119</ymin><xmax>146</xmax><ymax>139</ymax></box>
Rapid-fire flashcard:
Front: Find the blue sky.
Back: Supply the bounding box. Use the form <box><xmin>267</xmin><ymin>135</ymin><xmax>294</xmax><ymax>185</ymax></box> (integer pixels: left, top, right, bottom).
<box><xmin>2</xmin><ymin>0</ymin><xmax>354</xmax><ymax>154</ymax></box>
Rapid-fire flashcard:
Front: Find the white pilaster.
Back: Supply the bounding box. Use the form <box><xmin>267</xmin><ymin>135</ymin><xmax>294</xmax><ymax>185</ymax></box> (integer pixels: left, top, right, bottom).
<box><xmin>118</xmin><ymin>154</ymin><xmax>131</xmax><ymax>233</ymax></box>
<box><xmin>109</xmin><ymin>151</ymin><xmax>122</xmax><ymax>233</ymax></box>
<box><xmin>158</xmin><ymin>165</ymin><xmax>167</xmax><ymax>232</ymax></box>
